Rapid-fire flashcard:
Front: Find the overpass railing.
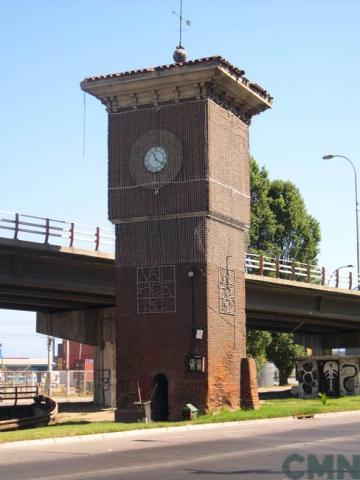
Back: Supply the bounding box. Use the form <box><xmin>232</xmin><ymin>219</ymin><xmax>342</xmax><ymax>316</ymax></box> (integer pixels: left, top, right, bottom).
<box><xmin>245</xmin><ymin>253</ymin><xmax>359</xmax><ymax>290</ymax></box>
<box><xmin>0</xmin><ymin>211</ymin><xmax>358</xmax><ymax>289</ymax></box>
<box><xmin>0</xmin><ymin>210</ymin><xmax>115</xmax><ymax>253</ymax></box>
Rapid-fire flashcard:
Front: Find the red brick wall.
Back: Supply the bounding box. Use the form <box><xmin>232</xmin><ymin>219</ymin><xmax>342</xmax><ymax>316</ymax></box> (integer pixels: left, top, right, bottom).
<box><xmin>205</xmin><ymin>100</ymin><xmax>249</xmax><ymax>409</ymax></box>
<box><xmin>241</xmin><ymin>357</ymin><xmax>260</xmax><ymax>408</ymax></box>
<box><xmin>110</xmin><ymin>97</ymin><xmax>251</xmax><ymax>418</ymax></box>
<box><xmin>108</xmin><ymin>100</ymin><xmax>208</xmax><ymax>222</ymax></box>
<box><xmin>208</xmin><ymin>100</ymin><xmax>250</xmax><ymax>227</ymax></box>
<box><xmin>115</xmin><ymin>263</ymin><xmax>209</xmax><ymax>419</ymax></box>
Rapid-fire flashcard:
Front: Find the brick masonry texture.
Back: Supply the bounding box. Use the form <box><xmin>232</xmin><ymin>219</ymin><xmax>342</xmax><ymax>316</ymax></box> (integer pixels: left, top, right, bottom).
<box><xmin>241</xmin><ymin>358</ymin><xmax>260</xmax><ymax>408</ymax></box>
<box><xmin>108</xmin><ymin>100</ymin><xmax>208</xmax><ymax>221</ymax></box>
<box><xmin>115</xmin><ymin>264</ymin><xmax>209</xmax><ymax>420</ymax></box>
<box><xmin>208</xmin><ymin>100</ymin><xmax>250</xmax><ymax>228</ymax></box>
<box><xmin>110</xmin><ymin>97</ymin><xmax>252</xmax><ymax>419</ymax></box>
<box><xmin>115</xmin><ymin>217</ymin><xmax>207</xmax><ymax>267</ymax></box>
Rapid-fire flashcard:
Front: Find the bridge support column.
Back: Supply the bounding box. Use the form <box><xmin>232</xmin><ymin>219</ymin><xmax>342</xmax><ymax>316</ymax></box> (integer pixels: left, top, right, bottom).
<box><xmin>94</xmin><ymin>314</ymin><xmax>117</xmax><ymax>407</ymax></box>
<box><xmin>37</xmin><ymin>307</ymin><xmax>116</xmax><ymax>407</ymax></box>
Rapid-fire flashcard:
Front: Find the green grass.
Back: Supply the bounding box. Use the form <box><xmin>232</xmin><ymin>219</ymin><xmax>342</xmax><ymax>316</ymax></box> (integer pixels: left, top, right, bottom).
<box><xmin>1</xmin><ymin>396</ymin><xmax>360</xmax><ymax>444</ymax></box>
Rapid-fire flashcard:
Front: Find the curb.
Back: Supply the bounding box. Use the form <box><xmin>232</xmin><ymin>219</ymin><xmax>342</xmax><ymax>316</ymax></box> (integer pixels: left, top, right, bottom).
<box><xmin>1</xmin><ymin>410</ymin><xmax>360</xmax><ymax>449</ymax></box>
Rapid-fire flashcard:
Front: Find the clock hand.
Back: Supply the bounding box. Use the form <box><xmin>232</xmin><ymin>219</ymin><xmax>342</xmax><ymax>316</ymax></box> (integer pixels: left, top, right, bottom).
<box><xmin>152</xmin><ymin>152</ymin><xmax>161</xmax><ymax>165</ymax></box>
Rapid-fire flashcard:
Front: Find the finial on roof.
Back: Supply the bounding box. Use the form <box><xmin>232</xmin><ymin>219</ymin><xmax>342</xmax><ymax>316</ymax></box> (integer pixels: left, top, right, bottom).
<box><xmin>173</xmin><ymin>45</ymin><xmax>187</xmax><ymax>63</ymax></box>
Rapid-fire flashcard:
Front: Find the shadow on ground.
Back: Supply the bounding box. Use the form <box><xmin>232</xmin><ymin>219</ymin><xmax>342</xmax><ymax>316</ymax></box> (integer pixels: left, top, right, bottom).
<box><xmin>57</xmin><ymin>401</ymin><xmax>98</xmax><ymax>413</ymax></box>
<box><xmin>259</xmin><ymin>388</ymin><xmax>292</xmax><ymax>400</ymax></box>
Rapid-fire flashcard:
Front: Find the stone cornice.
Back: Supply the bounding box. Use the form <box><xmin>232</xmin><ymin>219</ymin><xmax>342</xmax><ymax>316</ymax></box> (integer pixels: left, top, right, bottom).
<box><xmin>81</xmin><ymin>56</ymin><xmax>272</xmax><ymax>122</ymax></box>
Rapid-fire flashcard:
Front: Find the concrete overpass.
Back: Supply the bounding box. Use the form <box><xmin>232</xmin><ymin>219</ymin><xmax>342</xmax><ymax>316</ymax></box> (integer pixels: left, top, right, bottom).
<box><xmin>1</xmin><ymin>219</ymin><xmax>360</xmax><ymax>406</ymax></box>
<box><xmin>246</xmin><ymin>274</ymin><xmax>360</xmax><ymax>335</ymax></box>
<box><xmin>0</xmin><ymin>238</ymin><xmax>114</xmax><ymax>312</ymax></box>
<box><xmin>0</xmin><ymin>236</ymin><xmax>359</xmax><ymax>337</ymax></box>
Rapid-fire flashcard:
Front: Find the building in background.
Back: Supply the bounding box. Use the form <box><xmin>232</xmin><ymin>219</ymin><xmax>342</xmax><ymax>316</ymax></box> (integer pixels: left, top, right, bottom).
<box><xmin>56</xmin><ymin>340</ymin><xmax>94</xmax><ymax>371</ymax></box>
<box><xmin>0</xmin><ymin>358</ymin><xmax>48</xmax><ymax>372</ymax></box>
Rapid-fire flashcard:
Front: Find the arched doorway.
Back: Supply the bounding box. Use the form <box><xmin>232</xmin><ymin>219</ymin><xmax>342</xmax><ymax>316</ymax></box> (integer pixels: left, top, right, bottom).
<box><xmin>152</xmin><ymin>374</ymin><xmax>169</xmax><ymax>421</ymax></box>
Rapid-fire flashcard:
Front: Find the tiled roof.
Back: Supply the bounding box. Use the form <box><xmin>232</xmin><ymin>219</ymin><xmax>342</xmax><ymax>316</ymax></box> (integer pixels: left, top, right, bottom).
<box><xmin>84</xmin><ymin>56</ymin><xmax>272</xmax><ymax>103</ymax></box>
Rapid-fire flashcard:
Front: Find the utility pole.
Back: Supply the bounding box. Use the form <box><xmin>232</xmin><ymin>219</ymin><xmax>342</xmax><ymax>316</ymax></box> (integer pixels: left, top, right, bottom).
<box><xmin>66</xmin><ymin>339</ymin><xmax>70</xmax><ymax>397</ymax></box>
<box><xmin>47</xmin><ymin>336</ymin><xmax>53</xmax><ymax>397</ymax></box>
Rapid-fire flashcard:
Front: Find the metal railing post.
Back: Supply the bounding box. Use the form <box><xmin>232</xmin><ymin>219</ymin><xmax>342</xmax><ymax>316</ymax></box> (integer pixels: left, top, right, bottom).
<box><xmin>44</xmin><ymin>218</ymin><xmax>50</xmax><ymax>244</ymax></box>
<box><xmin>259</xmin><ymin>255</ymin><xmax>264</xmax><ymax>275</ymax></box>
<box><xmin>275</xmin><ymin>258</ymin><xmax>280</xmax><ymax>278</ymax></box>
<box><xmin>95</xmin><ymin>227</ymin><xmax>100</xmax><ymax>251</ymax></box>
<box><xmin>291</xmin><ymin>260</ymin><xmax>296</xmax><ymax>281</ymax></box>
<box><xmin>14</xmin><ymin>213</ymin><xmax>19</xmax><ymax>240</ymax></box>
<box><xmin>69</xmin><ymin>222</ymin><xmax>75</xmax><ymax>248</ymax></box>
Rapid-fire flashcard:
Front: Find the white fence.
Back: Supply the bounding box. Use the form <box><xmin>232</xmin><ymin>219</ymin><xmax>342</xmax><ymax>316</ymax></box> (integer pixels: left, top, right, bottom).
<box><xmin>245</xmin><ymin>253</ymin><xmax>359</xmax><ymax>290</ymax></box>
<box><xmin>0</xmin><ymin>210</ymin><xmax>115</xmax><ymax>253</ymax></box>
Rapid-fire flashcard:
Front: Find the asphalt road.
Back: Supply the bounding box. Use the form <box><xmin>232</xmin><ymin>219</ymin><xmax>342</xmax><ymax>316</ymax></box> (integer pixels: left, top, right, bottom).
<box><xmin>1</xmin><ymin>413</ymin><xmax>360</xmax><ymax>480</ymax></box>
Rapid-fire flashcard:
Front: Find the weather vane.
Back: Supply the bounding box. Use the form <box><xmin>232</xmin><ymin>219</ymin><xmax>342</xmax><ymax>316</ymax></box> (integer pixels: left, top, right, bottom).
<box><xmin>172</xmin><ymin>0</ymin><xmax>191</xmax><ymax>63</ymax></box>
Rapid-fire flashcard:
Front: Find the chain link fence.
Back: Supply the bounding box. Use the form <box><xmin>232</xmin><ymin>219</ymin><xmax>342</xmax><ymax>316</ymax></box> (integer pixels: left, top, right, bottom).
<box><xmin>0</xmin><ymin>370</ymin><xmax>94</xmax><ymax>400</ymax></box>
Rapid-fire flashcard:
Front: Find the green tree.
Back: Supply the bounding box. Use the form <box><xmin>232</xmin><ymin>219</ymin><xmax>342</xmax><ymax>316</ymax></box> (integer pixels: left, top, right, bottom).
<box><xmin>248</xmin><ymin>157</ymin><xmax>321</xmax><ymax>262</ymax></box>
<box><xmin>247</xmin><ymin>329</ymin><xmax>272</xmax><ymax>373</ymax></box>
<box><xmin>266</xmin><ymin>333</ymin><xmax>304</xmax><ymax>385</ymax></box>
<box><xmin>268</xmin><ymin>180</ymin><xmax>321</xmax><ymax>262</ymax></box>
<box><xmin>248</xmin><ymin>158</ymin><xmax>277</xmax><ymax>256</ymax></box>
<box><xmin>247</xmin><ymin>158</ymin><xmax>320</xmax><ymax>383</ymax></box>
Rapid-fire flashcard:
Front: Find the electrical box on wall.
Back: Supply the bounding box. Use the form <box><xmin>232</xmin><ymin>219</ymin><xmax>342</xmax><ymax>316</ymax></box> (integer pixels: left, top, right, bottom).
<box><xmin>188</xmin><ymin>356</ymin><xmax>205</xmax><ymax>372</ymax></box>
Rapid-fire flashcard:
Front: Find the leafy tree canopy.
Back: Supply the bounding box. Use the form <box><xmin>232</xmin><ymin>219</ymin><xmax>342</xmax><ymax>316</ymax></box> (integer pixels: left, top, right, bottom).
<box><xmin>247</xmin><ymin>330</ymin><xmax>272</xmax><ymax>373</ymax></box>
<box><xmin>248</xmin><ymin>157</ymin><xmax>321</xmax><ymax>263</ymax></box>
<box><xmin>247</xmin><ymin>158</ymin><xmax>320</xmax><ymax>384</ymax></box>
<box><xmin>266</xmin><ymin>333</ymin><xmax>304</xmax><ymax>385</ymax></box>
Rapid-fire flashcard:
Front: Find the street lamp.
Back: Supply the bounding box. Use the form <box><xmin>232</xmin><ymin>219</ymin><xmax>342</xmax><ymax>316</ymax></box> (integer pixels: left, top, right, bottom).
<box><xmin>327</xmin><ymin>264</ymin><xmax>354</xmax><ymax>286</ymax></box>
<box><xmin>322</xmin><ymin>154</ymin><xmax>360</xmax><ymax>287</ymax></box>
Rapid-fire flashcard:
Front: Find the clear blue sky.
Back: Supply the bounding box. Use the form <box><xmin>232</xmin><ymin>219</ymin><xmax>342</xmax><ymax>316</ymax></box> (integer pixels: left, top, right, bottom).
<box><xmin>0</xmin><ymin>0</ymin><xmax>359</xmax><ymax>357</ymax></box>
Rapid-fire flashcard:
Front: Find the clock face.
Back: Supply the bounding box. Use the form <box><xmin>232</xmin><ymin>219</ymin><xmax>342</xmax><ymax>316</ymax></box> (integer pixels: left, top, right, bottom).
<box><xmin>144</xmin><ymin>146</ymin><xmax>167</xmax><ymax>173</ymax></box>
<box><xmin>130</xmin><ymin>129</ymin><xmax>183</xmax><ymax>190</ymax></box>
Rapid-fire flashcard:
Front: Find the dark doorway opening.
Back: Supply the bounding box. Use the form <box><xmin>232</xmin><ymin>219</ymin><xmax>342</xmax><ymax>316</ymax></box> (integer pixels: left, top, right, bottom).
<box><xmin>152</xmin><ymin>374</ymin><xmax>169</xmax><ymax>421</ymax></box>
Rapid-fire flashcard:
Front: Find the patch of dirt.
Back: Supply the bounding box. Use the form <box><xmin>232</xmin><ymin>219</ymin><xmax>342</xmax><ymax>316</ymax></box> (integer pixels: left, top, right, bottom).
<box><xmin>56</xmin><ymin>408</ymin><xmax>115</xmax><ymax>423</ymax></box>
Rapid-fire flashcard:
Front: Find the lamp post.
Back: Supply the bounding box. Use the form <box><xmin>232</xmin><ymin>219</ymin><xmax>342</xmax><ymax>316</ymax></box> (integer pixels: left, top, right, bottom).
<box><xmin>323</xmin><ymin>154</ymin><xmax>360</xmax><ymax>287</ymax></box>
<box><xmin>327</xmin><ymin>264</ymin><xmax>354</xmax><ymax>286</ymax></box>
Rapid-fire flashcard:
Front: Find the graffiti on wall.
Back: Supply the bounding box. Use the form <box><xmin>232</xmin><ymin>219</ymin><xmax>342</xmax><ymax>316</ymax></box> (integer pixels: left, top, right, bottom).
<box><xmin>297</xmin><ymin>356</ymin><xmax>360</xmax><ymax>398</ymax></box>
<box><xmin>340</xmin><ymin>359</ymin><xmax>360</xmax><ymax>395</ymax></box>
<box><xmin>297</xmin><ymin>359</ymin><xmax>318</xmax><ymax>399</ymax></box>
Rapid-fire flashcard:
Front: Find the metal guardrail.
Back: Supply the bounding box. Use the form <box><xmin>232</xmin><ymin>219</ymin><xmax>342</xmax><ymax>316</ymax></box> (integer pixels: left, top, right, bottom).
<box><xmin>0</xmin><ymin>210</ymin><xmax>115</xmax><ymax>253</ymax></box>
<box><xmin>0</xmin><ymin>211</ymin><xmax>357</xmax><ymax>290</ymax></box>
<box><xmin>245</xmin><ymin>253</ymin><xmax>359</xmax><ymax>290</ymax></box>
<box><xmin>0</xmin><ymin>386</ymin><xmax>39</xmax><ymax>406</ymax></box>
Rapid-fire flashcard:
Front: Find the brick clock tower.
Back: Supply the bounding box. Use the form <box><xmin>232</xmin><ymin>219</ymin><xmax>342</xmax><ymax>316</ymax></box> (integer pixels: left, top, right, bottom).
<box><xmin>81</xmin><ymin>56</ymin><xmax>271</xmax><ymax>420</ymax></box>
